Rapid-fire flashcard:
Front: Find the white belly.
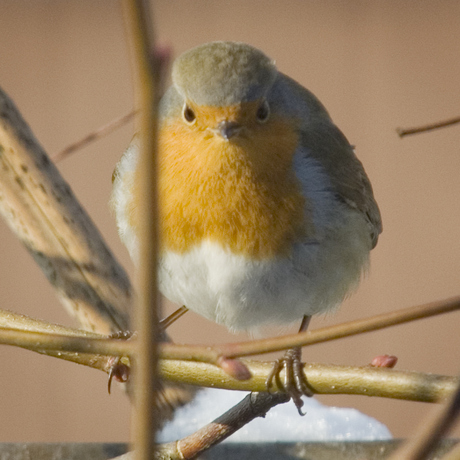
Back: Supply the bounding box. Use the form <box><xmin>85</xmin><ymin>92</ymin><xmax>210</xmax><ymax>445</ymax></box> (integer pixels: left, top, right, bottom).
<box><xmin>159</xmin><ymin>208</ymin><xmax>370</xmax><ymax>332</ymax></box>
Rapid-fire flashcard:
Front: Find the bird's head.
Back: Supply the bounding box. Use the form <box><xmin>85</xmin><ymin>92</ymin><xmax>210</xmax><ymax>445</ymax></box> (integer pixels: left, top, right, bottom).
<box><xmin>166</xmin><ymin>41</ymin><xmax>281</xmax><ymax>144</ymax></box>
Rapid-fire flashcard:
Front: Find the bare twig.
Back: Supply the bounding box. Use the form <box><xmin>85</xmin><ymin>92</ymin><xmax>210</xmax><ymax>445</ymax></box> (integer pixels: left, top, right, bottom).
<box><xmin>397</xmin><ymin>115</ymin><xmax>460</xmax><ymax>137</ymax></box>
<box><xmin>441</xmin><ymin>442</ymin><xmax>460</xmax><ymax>460</ymax></box>
<box><xmin>215</xmin><ymin>295</ymin><xmax>460</xmax><ymax>359</ymax></box>
<box><xmin>0</xmin><ymin>314</ymin><xmax>456</xmax><ymax>402</ymax></box>
<box><xmin>161</xmin><ymin>392</ymin><xmax>291</xmax><ymax>459</ymax></box>
<box><xmin>0</xmin><ymin>309</ymin><xmax>115</xmax><ymax>371</ymax></box>
<box><xmin>0</xmin><ymin>309</ymin><xmax>197</xmax><ymax>423</ymax></box>
<box><xmin>387</xmin><ymin>378</ymin><xmax>460</xmax><ymax>460</ymax></box>
<box><xmin>0</xmin><ymin>294</ymin><xmax>458</xmax><ymax>376</ymax></box>
<box><xmin>90</xmin><ymin>295</ymin><xmax>460</xmax><ymax>368</ymax></box>
<box><xmin>52</xmin><ymin>110</ymin><xmax>136</xmax><ymax>162</ymax></box>
<box><xmin>159</xmin><ymin>359</ymin><xmax>456</xmax><ymax>402</ymax></box>
<box><xmin>122</xmin><ymin>0</ymin><xmax>167</xmax><ymax>458</ymax></box>
<box><xmin>113</xmin><ymin>392</ymin><xmax>290</xmax><ymax>460</ymax></box>
<box><xmin>159</xmin><ymin>306</ymin><xmax>189</xmax><ymax>330</ymax></box>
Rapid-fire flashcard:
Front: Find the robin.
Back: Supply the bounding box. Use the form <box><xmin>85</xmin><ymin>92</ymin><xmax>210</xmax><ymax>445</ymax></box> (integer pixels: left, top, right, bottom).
<box><xmin>111</xmin><ymin>41</ymin><xmax>382</xmax><ymax>412</ymax></box>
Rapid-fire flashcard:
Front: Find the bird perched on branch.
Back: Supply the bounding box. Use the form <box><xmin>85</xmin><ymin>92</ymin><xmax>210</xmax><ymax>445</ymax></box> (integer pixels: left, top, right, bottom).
<box><xmin>111</xmin><ymin>41</ymin><xmax>382</xmax><ymax>412</ymax></box>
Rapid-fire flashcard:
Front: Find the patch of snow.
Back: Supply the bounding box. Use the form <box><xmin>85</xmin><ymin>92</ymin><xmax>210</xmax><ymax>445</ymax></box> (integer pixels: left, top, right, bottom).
<box><xmin>158</xmin><ymin>388</ymin><xmax>392</xmax><ymax>443</ymax></box>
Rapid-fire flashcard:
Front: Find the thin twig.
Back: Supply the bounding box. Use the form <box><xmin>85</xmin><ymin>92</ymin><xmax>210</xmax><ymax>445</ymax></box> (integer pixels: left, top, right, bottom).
<box><xmin>163</xmin><ymin>392</ymin><xmax>291</xmax><ymax>459</ymax></box>
<box><xmin>1</xmin><ymin>294</ymin><xmax>458</xmax><ymax>373</ymax></box>
<box><xmin>159</xmin><ymin>306</ymin><xmax>189</xmax><ymax>329</ymax></box>
<box><xmin>122</xmin><ymin>1</ymin><xmax>166</xmax><ymax>459</ymax></box>
<box><xmin>397</xmin><ymin>115</ymin><xmax>460</xmax><ymax>137</ymax></box>
<box><xmin>112</xmin><ymin>392</ymin><xmax>291</xmax><ymax>460</ymax></box>
<box><xmin>441</xmin><ymin>442</ymin><xmax>460</xmax><ymax>460</ymax></box>
<box><xmin>52</xmin><ymin>110</ymin><xmax>136</xmax><ymax>162</ymax></box>
<box><xmin>0</xmin><ymin>320</ymin><xmax>456</xmax><ymax>402</ymax></box>
<box><xmin>387</xmin><ymin>378</ymin><xmax>460</xmax><ymax>460</ymax></box>
<box><xmin>133</xmin><ymin>295</ymin><xmax>460</xmax><ymax>367</ymax></box>
<box><xmin>216</xmin><ymin>295</ymin><xmax>460</xmax><ymax>359</ymax></box>
<box><xmin>0</xmin><ymin>310</ymin><xmax>115</xmax><ymax>371</ymax></box>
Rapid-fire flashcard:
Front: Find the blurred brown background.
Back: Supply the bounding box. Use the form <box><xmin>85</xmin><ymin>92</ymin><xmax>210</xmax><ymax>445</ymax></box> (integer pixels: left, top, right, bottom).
<box><xmin>0</xmin><ymin>0</ymin><xmax>459</xmax><ymax>442</ymax></box>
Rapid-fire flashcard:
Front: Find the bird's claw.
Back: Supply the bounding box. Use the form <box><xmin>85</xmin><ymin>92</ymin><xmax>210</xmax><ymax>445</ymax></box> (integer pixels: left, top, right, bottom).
<box><xmin>106</xmin><ymin>330</ymin><xmax>135</xmax><ymax>393</ymax></box>
<box><xmin>107</xmin><ymin>356</ymin><xmax>130</xmax><ymax>393</ymax></box>
<box><xmin>265</xmin><ymin>347</ymin><xmax>313</xmax><ymax>416</ymax></box>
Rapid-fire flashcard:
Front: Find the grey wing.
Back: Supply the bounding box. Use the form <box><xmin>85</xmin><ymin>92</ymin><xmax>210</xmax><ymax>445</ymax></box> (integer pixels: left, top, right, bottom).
<box><xmin>299</xmin><ymin>118</ymin><xmax>382</xmax><ymax>248</ymax></box>
<box><xmin>274</xmin><ymin>74</ymin><xmax>382</xmax><ymax>248</ymax></box>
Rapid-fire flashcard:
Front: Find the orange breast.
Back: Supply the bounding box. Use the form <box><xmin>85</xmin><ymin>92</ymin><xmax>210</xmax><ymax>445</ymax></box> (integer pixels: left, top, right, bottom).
<box><xmin>130</xmin><ymin>111</ymin><xmax>311</xmax><ymax>260</ymax></box>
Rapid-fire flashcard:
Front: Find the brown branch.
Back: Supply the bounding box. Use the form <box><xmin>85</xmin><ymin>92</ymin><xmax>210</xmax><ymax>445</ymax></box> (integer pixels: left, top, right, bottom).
<box><xmin>387</xmin><ymin>378</ymin><xmax>460</xmax><ymax>460</ymax></box>
<box><xmin>112</xmin><ymin>392</ymin><xmax>290</xmax><ymax>460</ymax></box>
<box><xmin>160</xmin><ymin>359</ymin><xmax>455</xmax><ymax>403</ymax></box>
<box><xmin>159</xmin><ymin>306</ymin><xmax>189</xmax><ymax>329</ymax></box>
<box><xmin>161</xmin><ymin>392</ymin><xmax>291</xmax><ymax>459</ymax></box>
<box><xmin>1</xmin><ymin>293</ymin><xmax>458</xmax><ymax>378</ymax></box>
<box><xmin>52</xmin><ymin>110</ymin><xmax>136</xmax><ymax>162</ymax></box>
<box><xmin>0</xmin><ymin>312</ymin><xmax>456</xmax><ymax>402</ymax></box>
<box><xmin>0</xmin><ymin>309</ymin><xmax>196</xmax><ymax>422</ymax></box>
<box><xmin>397</xmin><ymin>115</ymin><xmax>460</xmax><ymax>137</ymax></box>
<box><xmin>122</xmin><ymin>0</ymin><xmax>167</xmax><ymax>458</ymax></box>
<box><xmin>0</xmin><ymin>85</ymin><xmax>131</xmax><ymax>334</ymax></box>
<box><xmin>441</xmin><ymin>442</ymin><xmax>460</xmax><ymax>460</ymax></box>
<box><xmin>0</xmin><ymin>309</ymin><xmax>114</xmax><ymax>371</ymax></box>
<box><xmin>214</xmin><ymin>295</ymin><xmax>460</xmax><ymax>360</ymax></box>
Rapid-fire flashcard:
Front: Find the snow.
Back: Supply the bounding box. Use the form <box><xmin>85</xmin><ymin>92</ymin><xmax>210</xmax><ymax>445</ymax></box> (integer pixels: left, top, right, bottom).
<box><xmin>158</xmin><ymin>388</ymin><xmax>392</xmax><ymax>443</ymax></box>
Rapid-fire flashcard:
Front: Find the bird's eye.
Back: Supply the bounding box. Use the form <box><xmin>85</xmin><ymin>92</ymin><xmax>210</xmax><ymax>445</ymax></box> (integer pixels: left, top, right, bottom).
<box><xmin>256</xmin><ymin>100</ymin><xmax>270</xmax><ymax>123</ymax></box>
<box><xmin>183</xmin><ymin>104</ymin><xmax>196</xmax><ymax>124</ymax></box>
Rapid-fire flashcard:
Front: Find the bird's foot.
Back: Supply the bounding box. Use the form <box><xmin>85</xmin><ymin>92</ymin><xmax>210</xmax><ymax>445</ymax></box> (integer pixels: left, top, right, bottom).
<box><xmin>265</xmin><ymin>346</ymin><xmax>313</xmax><ymax>416</ymax></box>
<box><xmin>106</xmin><ymin>331</ymin><xmax>136</xmax><ymax>393</ymax></box>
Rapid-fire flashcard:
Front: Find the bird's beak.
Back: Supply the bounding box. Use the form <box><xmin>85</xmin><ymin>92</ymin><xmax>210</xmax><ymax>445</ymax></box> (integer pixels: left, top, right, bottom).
<box><xmin>215</xmin><ymin>120</ymin><xmax>242</xmax><ymax>140</ymax></box>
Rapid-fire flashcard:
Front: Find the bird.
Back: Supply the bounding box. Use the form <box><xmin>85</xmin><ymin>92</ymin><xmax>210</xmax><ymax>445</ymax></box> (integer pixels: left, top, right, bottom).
<box><xmin>111</xmin><ymin>41</ymin><xmax>382</xmax><ymax>412</ymax></box>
